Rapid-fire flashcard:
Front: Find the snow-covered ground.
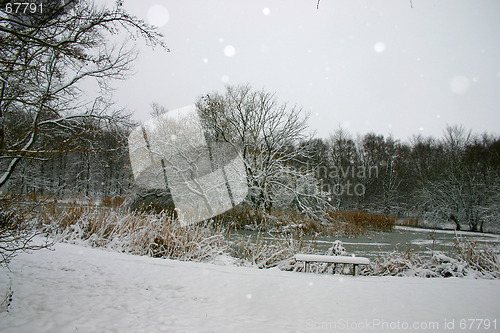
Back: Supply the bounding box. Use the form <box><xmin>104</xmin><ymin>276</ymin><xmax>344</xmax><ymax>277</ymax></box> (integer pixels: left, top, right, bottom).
<box><xmin>1</xmin><ymin>241</ymin><xmax>499</xmax><ymax>332</ymax></box>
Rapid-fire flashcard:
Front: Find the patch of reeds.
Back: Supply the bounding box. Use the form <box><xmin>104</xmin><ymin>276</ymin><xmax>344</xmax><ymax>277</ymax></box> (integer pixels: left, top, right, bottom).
<box><xmin>230</xmin><ymin>232</ymin><xmax>311</xmax><ymax>269</ymax></box>
<box><xmin>453</xmin><ymin>237</ymin><xmax>500</xmax><ymax>279</ymax></box>
<box><xmin>364</xmin><ymin>238</ymin><xmax>500</xmax><ymax>279</ymax></box>
<box><xmin>325</xmin><ymin>210</ymin><xmax>395</xmax><ymax>236</ymax></box>
<box><xmin>215</xmin><ymin>206</ymin><xmax>395</xmax><ymax>237</ymax></box>
<box><xmin>40</xmin><ymin>204</ymin><xmax>226</xmax><ymax>262</ymax></box>
<box><xmin>100</xmin><ymin>196</ymin><xmax>126</xmax><ymax>208</ymax></box>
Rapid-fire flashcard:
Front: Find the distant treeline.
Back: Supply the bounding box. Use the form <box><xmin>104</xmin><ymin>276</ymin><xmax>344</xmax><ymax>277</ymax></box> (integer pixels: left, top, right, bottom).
<box><xmin>5</xmin><ymin>118</ymin><xmax>499</xmax><ymax>232</ymax></box>
<box><xmin>298</xmin><ymin>126</ymin><xmax>500</xmax><ymax>232</ymax></box>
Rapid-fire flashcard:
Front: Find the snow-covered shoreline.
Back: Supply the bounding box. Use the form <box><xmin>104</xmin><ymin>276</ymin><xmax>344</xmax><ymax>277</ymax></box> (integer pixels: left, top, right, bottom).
<box><xmin>1</xmin><ymin>241</ymin><xmax>499</xmax><ymax>332</ymax></box>
<box><xmin>394</xmin><ymin>225</ymin><xmax>500</xmax><ymax>238</ymax></box>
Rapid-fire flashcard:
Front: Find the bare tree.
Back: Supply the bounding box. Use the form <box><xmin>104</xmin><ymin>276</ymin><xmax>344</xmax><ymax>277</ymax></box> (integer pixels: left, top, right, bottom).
<box><xmin>325</xmin><ymin>128</ymin><xmax>358</xmax><ymax>209</ymax></box>
<box><xmin>0</xmin><ymin>0</ymin><xmax>165</xmax><ymax>267</ymax></box>
<box><xmin>197</xmin><ymin>84</ymin><xmax>331</xmax><ymax>217</ymax></box>
<box><xmin>419</xmin><ymin>126</ymin><xmax>498</xmax><ymax>231</ymax></box>
<box><xmin>0</xmin><ymin>206</ymin><xmax>49</xmax><ymax>267</ymax></box>
<box><xmin>150</xmin><ymin>102</ymin><xmax>168</xmax><ymax>118</ymax></box>
<box><xmin>0</xmin><ymin>0</ymin><xmax>166</xmax><ymax>189</ymax></box>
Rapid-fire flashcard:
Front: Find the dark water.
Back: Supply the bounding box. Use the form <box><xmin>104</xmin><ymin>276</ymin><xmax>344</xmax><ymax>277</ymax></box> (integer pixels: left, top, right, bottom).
<box><xmin>231</xmin><ymin>226</ymin><xmax>500</xmax><ymax>260</ymax></box>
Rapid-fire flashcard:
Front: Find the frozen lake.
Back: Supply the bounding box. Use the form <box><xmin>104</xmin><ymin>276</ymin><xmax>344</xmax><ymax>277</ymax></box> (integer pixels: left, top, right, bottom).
<box><xmin>231</xmin><ymin>226</ymin><xmax>500</xmax><ymax>260</ymax></box>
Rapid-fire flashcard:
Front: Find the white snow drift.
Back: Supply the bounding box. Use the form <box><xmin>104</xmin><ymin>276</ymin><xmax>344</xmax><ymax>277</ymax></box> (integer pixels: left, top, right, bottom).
<box><xmin>1</xmin><ymin>241</ymin><xmax>499</xmax><ymax>332</ymax></box>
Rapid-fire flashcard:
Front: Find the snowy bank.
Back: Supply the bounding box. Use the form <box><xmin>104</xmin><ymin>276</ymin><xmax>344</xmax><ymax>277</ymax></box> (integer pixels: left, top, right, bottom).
<box><xmin>1</xmin><ymin>242</ymin><xmax>499</xmax><ymax>332</ymax></box>
<box><xmin>394</xmin><ymin>226</ymin><xmax>500</xmax><ymax>239</ymax></box>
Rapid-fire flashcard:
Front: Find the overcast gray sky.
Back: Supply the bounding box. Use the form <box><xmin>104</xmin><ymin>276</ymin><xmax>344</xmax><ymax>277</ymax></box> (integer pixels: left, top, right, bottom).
<box><xmin>106</xmin><ymin>0</ymin><xmax>500</xmax><ymax>141</ymax></box>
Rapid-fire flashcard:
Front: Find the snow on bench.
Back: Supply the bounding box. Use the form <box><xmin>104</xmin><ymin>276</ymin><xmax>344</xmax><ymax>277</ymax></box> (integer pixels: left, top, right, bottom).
<box><xmin>294</xmin><ymin>254</ymin><xmax>370</xmax><ymax>276</ymax></box>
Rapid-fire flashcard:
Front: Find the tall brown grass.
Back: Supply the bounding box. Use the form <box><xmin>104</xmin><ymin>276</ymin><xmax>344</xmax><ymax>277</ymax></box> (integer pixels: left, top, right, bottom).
<box><xmin>215</xmin><ymin>206</ymin><xmax>395</xmax><ymax>237</ymax></box>
<box><xmin>325</xmin><ymin>210</ymin><xmax>395</xmax><ymax>236</ymax></box>
<box><xmin>100</xmin><ymin>196</ymin><xmax>126</xmax><ymax>208</ymax></box>
<box><xmin>453</xmin><ymin>237</ymin><xmax>500</xmax><ymax>278</ymax></box>
<box><xmin>39</xmin><ymin>204</ymin><xmax>226</xmax><ymax>262</ymax></box>
<box><xmin>7</xmin><ymin>197</ymin><xmax>499</xmax><ymax>278</ymax></box>
<box><xmin>230</xmin><ymin>233</ymin><xmax>312</xmax><ymax>269</ymax></box>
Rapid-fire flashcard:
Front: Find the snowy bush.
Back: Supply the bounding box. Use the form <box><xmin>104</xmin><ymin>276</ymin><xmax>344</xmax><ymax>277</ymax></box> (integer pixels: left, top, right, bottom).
<box><xmin>453</xmin><ymin>237</ymin><xmax>500</xmax><ymax>279</ymax></box>
<box><xmin>368</xmin><ymin>249</ymin><xmax>468</xmax><ymax>278</ymax></box>
<box><xmin>326</xmin><ymin>240</ymin><xmax>348</xmax><ymax>256</ymax></box>
<box><xmin>312</xmin><ymin>240</ymin><xmax>351</xmax><ymax>274</ymax></box>
<box><xmin>369</xmin><ymin>246</ymin><xmax>424</xmax><ymax>277</ymax></box>
<box><xmin>366</xmin><ymin>240</ymin><xmax>500</xmax><ymax>279</ymax></box>
<box><xmin>230</xmin><ymin>233</ymin><xmax>310</xmax><ymax>269</ymax></box>
<box><xmin>424</xmin><ymin>252</ymin><xmax>469</xmax><ymax>278</ymax></box>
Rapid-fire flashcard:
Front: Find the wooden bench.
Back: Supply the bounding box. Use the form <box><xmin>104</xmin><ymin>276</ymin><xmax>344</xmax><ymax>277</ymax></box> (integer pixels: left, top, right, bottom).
<box><xmin>294</xmin><ymin>254</ymin><xmax>370</xmax><ymax>276</ymax></box>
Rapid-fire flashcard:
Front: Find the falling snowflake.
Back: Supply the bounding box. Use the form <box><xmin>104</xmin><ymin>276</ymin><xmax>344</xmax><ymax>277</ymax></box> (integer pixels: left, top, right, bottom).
<box><xmin>224</xmin><ymin>45</ymin><xmax>236</xmax><ymax>57</ymax></box>
<box><xmin>449</xmin><ymin>75</ymin><xmax>470</xmax><ymax>95</ymax></box>
<box><xmin>374</xmin><ymin>42</ymin><xmax>386</xmax><ymax>53</ymax></box>
<box><xmin>146</xmin><ymin>5</ymin><xmax>169</xmax><ymax>27</ymax></box>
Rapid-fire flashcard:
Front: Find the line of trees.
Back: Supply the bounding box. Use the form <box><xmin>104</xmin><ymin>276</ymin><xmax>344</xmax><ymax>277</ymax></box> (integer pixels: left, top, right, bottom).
<box><xmin>5</xmin><ymin>123</ymin><xmax>134</xmax><ymax>199</ymax></box>
<box><xmin>307</xmin><ymin>125</ymin><xmax>500</xmax><ymax>232</ymax></box>
<box><xmin>3</xmin><ymin>81</ymin><xmax>499</xmax><ymax>232</ymax></box>
<box><xmin>0</xmin><ymin>0</ymin><xmax>497</xmax><ymax>233</ymax></box>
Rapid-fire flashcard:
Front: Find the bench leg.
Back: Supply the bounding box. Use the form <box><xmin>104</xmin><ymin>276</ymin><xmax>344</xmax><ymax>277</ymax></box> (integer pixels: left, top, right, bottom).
<box><xmin>353</xmin><ymin>264</ymin><xmax>357</xmax><ymax>276</ymax></box>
